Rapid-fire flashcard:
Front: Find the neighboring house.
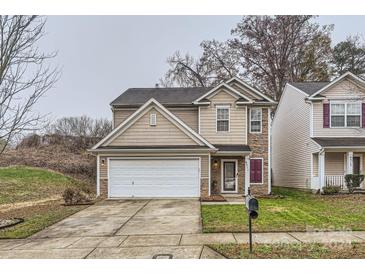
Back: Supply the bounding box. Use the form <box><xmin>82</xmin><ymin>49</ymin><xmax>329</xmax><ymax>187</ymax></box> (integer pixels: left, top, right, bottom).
<box><xmin>89</xmin><ymin>77</ymin><xmax>276</xmax><ymax>198</ymax></box>
<box><xmin>272</xmin><ymin>72</ymin><xmax>365</xmax><ymax>192</ymax></box>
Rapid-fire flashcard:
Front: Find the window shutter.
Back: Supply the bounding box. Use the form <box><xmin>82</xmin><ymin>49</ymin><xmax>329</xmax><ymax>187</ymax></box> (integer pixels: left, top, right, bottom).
<box><xmin>256</xmin><ymin>159</ymin><xmax>262</xmax><ymax>183</ymax></box>
<box><xmin>323</xmin><ymin>103</ymin><xmax>330</xmax><ymax>128</ymax></box>
<box><xmin>362</xmin><ymin>103</ymin><xmax>365</xmax><ymax>128</ymax></box>
<box><xmin>250</xmin><ymin>159</ymin><xmax>256</xmax><ymax>182</ymax></box>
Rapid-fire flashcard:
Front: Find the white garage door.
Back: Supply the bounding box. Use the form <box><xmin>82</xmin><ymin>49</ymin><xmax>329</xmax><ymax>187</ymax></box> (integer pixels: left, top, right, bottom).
<box><xmin>108</xmin><ymin>158</ymin><xmax>200</xmax><ymax>198</ymax></box>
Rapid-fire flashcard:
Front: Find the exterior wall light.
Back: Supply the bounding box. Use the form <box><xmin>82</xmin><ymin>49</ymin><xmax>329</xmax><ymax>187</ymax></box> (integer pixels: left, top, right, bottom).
<box><xmin>213</xmin><ymin>160</ymin><xmax>218</xmax><ymax>170</ymax></box>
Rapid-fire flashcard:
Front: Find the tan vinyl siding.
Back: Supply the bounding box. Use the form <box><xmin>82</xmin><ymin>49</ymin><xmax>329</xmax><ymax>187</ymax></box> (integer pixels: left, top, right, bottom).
<box><xmin>272</xmin><ymin>85</ymin><xmax>319</xmax><ymax>189</ymax></box>
<box><xmin>169</xmin><ymin>108</ymin><xmax>198</xmax><ymax>132</ymax></box>
<box><xmin>113</xmin><ymin>109</ymin><xmax>137</xmax><ymax>127</ymax></box>
<box><xmin>322</xmin><ymin>79</ymin><xmax>365</xmax><ymax>98</ymax></box>
<box><xmin>312</xmin><ymin>101</ymin><xmax>365</xmax><ymax>137</ymax></box>
<box><xmin>199</xmin><ymin>88</ymin><xmax>247</xmax><ymax>144</ymax></box>
<box><xmin>113</xmin><ymin>107</ymin><xmax>198</xmax><ymax>131</ymax></box>
<box><xmin>325</xmin><ymin>152</ymin><xmax>345</xmax><ymax>176</ymax></box>
<box><xmin>200</xmin><ymin>155</ymin><xmax>209</xmax><ymax>178</ymax></box>
<box><xmin>109</xmin><ymin>108</ymin><xmax>199</xmax><ymax>146</ymax></box>
<box><xmin>229</xmin><ymin>82</ymin><xmax>263</xmax><ymax>100</ymax></box>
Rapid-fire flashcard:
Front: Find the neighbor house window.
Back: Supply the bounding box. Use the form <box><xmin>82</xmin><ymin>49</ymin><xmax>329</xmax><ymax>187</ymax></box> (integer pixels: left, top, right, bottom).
<box><xmin>330</xmin><ymin>102</ymin><xmax>361</xmax><ymax>128</ymax></box>
<box><xmin>216</xmin><ymin>106</ymin><xmax>230</xmax><ymax>132</ymax></box>
<box><xmin>250</xmin><ymin>108</ymin><xmax>262</xmax><ymax>133</ymax></box>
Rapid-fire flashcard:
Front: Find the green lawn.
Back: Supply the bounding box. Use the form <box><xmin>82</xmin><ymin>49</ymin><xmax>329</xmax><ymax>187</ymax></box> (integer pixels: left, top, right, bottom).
<box><xmin>202</xmin><ymin>187</ymin><xmax>365</xmax><ymax>232</ymax></box>
<box><xmin>0</xmin><ymin>166</ymin><xmax>92</xmax><ymax>238</ymax></box>
<box><xmin>209</xmin><ymin>243</ymin><xmax>365</xmax><ymax>259</ymax></box>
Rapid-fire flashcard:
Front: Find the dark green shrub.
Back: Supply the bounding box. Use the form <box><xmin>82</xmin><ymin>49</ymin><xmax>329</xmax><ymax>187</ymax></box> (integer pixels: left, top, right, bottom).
<box><xmin>344</xmin><ymin>174</ymin><xmax>365</xmax><ymax>193</ymax></box>
<box><xmin>322</xmin><ymin>186</ymin><xmax>341</xmax><ymax>195</ymax></box>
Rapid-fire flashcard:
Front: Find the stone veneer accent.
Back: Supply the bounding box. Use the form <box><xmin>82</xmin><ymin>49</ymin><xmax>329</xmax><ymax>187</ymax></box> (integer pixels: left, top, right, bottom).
<box><xmin>247</xmin><ymin>107</ymin><xmax>270</xmax><ymax>195</ymax></box>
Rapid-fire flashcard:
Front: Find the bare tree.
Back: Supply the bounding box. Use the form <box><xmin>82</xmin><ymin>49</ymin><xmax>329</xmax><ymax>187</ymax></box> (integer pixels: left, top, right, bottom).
<box><xmin>0</xmin><ymin>15</ymin><xmax>59</xmax><ymax>154</ymax></box>
<box><xmin>49</xmin><ymin>116</ymin><xmax>112</xmax><ymax>139</ymax></box>
<box><xmin>161</xmin><ymin>16</ymin><xmax>334</xmax><ymax>101</ymax></box>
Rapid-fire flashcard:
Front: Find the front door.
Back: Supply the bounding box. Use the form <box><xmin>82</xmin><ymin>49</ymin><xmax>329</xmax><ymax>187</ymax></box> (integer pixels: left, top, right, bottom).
<box><xmin>353</xmin><ymin>156</ymin><xmax>361</xmax><ymax>175</ymax></box>
<box><xmin>222</xmin><ymin>161</ymin><xmax>237</xmax><ymax>192</ymax></box>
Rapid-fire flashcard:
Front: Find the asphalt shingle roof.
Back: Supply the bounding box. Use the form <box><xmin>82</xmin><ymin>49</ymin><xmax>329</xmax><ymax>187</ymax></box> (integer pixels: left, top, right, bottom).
<box><xmin>110</xmin><ymin>87</ymin><xmax>211</xmax><ymax>107</ymax></box>
<box><xmin>312</xmin><ymin>137</ymin><xmax>365</xmax><ymax>147</ymax></box>
<box><xmin>290</xmin><ymin>82</ymin><xmax>329</xmax><ymax>96</ymax></box>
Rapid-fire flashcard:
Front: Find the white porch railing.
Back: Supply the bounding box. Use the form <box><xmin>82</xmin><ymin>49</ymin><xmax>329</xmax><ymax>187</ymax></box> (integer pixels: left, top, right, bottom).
<box><xmin>325</xmin><ymin>175</ymin><xmax>345</xmax><ymax>189</ymax></box>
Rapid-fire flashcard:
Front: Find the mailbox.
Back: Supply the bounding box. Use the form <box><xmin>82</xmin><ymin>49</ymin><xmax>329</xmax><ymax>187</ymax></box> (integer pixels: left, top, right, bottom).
<box><xmin>245</xmin><ymin>196</ymin><xmax>259</xmax><ymax>211</ymax></box>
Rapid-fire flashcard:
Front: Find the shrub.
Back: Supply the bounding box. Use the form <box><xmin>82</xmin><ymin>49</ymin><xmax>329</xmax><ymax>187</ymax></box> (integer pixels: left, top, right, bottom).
<box><xmin>62</xmin><ymin>187</ymin><xmax>92</xmax><ymax>205</ymax></box>
<box><xmin>344</xmin><ymin>174</ymin><xmax>365</xmax><ymax>193</ymax></box>
<box><xmin>322</xmin><ymin>186</ymin><xmax>341</xmax><ymax>195</ymax></box>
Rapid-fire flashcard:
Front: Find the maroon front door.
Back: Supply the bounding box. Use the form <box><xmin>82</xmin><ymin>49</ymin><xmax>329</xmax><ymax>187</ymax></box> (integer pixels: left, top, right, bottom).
<box><xmin>250</xmin><ymin>159</ymin><xmax>262</xmax><ymax>183</ymax></box>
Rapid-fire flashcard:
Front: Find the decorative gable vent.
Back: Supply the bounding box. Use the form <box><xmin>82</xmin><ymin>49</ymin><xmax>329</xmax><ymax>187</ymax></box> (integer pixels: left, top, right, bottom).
<box><xmin>149</xmin><ymin>113</ymin><xmax>157</xmax><ymax>126</ymax></box>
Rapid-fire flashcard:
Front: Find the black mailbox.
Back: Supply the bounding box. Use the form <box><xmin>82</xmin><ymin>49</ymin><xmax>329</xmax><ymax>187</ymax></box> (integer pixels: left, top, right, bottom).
<box><xmin>245</xmin><ymin>195</ymin><xmax>259</xmax><ymax>211</ymax></box>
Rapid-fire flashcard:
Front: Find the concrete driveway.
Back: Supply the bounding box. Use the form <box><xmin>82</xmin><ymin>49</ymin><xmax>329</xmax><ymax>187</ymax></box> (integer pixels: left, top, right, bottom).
<box><xmin>0</xmin><ymin>199</ymin><xmax>223</xmax><ymax>259</ymax></box>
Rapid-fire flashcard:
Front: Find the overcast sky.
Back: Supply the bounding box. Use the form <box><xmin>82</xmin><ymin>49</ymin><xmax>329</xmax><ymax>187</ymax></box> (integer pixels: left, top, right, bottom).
<box><xmin>35</xmin><ymin>16</ymin><xmax>365</xmax><ymax>121</ymax></box>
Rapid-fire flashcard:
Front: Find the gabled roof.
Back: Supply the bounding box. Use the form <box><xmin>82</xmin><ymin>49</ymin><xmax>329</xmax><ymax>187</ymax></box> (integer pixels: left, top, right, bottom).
<box><xmin>92</xmin><ymin>98</ymin><xmax>216</xmax><ymax>150</ymax></box>
<box><xmin>308</xmin><ymin>72</ymin><xmax>365</xmax><ymax>99</ymax></box>
<box><xmin>111</xmin><ymin>87</ymin><xmax>210</xmax><ymax>107</ymax></box>
<box><xmin>289</xmin><ymin>82</ymin><xmax>329</xmax><ymax>96</ymax></box>
<box><xmin>226</xmin><ymin>77</ymin><xmax>276</xmax><ymax>103</ymax></box>
<box><xmin>193</xmin><ymin>83</ymin><xmax>253</xmax><ymax>104</ymax></box>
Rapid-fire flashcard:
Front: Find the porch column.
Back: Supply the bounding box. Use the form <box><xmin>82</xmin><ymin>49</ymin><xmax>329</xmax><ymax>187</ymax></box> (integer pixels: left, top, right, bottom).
<box><xmin>318</xmin><ymin>151</ymin><xmax>325</xmax><ymax>191</ymax></box>
<box><xmin>244</xmin><ymin>155</ymin><xmax>250</xmax><ymax>195</ymax></box>
<box><xmin>346</xmin><ymin>151</ymin><xmax>354</xmax><ymax>174</ymax></box>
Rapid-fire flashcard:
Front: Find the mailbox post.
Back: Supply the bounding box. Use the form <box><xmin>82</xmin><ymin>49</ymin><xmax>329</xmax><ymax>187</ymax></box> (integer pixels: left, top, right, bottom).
<box><xmin>245</xmin><ymin>188</ymin><xmax>259</xmax><ymax>253</ymax></box>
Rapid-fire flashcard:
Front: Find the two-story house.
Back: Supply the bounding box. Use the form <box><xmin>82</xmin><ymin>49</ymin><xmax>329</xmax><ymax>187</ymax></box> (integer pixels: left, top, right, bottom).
<box><xmin>272</xmin><ymin>72</ymin><xmax>365</xmax><ymax>192</ymax></box>
<box><xmin>89</xmin><ymin>77</ymin><xmax>276</xmax><ymax>198</ymax></box>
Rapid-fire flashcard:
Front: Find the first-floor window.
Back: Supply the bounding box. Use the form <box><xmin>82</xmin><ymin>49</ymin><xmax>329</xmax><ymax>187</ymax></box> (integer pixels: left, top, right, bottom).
<box><xmin>250</xmin><ymin>158</ymin><xmax>262</xmax><ymax>183</ymax></box>
<box><xmin>330</xmin><ymin>101</ymin><xmax>361</xmax><ymax>128</ymax></box>
<box><xmin>216</xmin><ymin>106</ymin><xmax>230</xmax><ymax>132</ymax></box>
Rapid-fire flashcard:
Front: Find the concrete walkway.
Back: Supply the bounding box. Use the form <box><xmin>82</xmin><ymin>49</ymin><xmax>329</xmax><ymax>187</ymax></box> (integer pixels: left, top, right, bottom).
<box><xmin>1</xmin><ymin>231</ymin><xmax>365</xmax><ymax>258</ymax></box>
<box><xmin>1</xmin><ymin>199</ymin><xmax>365</xmax><ymax>258</ymax></box>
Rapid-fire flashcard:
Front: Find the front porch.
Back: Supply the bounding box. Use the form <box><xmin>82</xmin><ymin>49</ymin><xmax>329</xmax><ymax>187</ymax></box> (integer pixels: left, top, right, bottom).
<box><xmin>312</xmin><ymin>151</ymin><xmax>365</xmax><ymax>191</ymax></box>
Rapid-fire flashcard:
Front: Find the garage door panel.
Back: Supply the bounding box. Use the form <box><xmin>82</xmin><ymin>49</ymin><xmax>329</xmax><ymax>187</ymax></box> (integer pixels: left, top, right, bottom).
<box><xmin>108</xmin><ymin>159</ymin><xmax>200</xmax><ymax>198</ymax></box>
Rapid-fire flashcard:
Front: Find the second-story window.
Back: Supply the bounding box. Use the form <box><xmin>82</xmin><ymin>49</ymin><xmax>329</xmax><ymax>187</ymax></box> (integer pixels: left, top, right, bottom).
<box><xmin>216</xmin><ymin>106</ymin><xmax>230</xmax><ymax>132</ymax></box>
<box><xmin>250</xmin><ymin>108</ymin><xmax>262</xmax><ymax>133</ymax></box>
<box><xmin>330</xmin><ymin>101</ymin><xmax>361</xmax><ymax>128</ymax></box>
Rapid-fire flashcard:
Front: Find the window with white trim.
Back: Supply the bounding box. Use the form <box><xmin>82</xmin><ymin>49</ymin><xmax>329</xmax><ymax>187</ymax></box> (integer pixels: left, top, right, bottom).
<box><xmin>330</xmin><ymin>101</ymin><xmax>361</xmax><ymax>128</ymax></box>
<box><xmin>216</xmin><ymin>106</ymin><xmax>230</xmax><ymax>132</ymax></box>
<box><xmin>250</xmin><ymin>108</ymin><xmax>262</xmax><ymax>133</ymax></box>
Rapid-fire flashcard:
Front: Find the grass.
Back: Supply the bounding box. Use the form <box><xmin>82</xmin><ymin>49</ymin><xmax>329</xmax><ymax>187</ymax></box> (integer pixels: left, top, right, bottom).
<box><xmin>202</xmin><ymin>187</ymin><xmax>365</xmax><ymax>232</ymax></box>
<box><xmin>209</xmin><ymin>243</ymin><xmax>365</xmax><ymax>259</ymax></box>
<box><xmin>0</xmin><ymin>166</ymin><xmax>92</xmax><ymax>239</ymax></box>
<box><xmin>0</xmin><ymin>165</ymin><xmax>92</xmax><ymax>204</ymax></box>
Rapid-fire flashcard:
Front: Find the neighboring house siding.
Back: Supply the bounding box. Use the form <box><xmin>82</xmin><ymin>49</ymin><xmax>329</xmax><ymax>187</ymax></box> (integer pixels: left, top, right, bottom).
<box><xmin>199</xmin><ymin>89</ymin><xmax>247</xmax><ymax>144</ymax></box>
<box><xmin>113</xmin><ymin>107</ymin><xmax>198</xmax><ymax>131</ymax></box>
<box><xmin>325</xmin><ymin>152</ymin><xmax>345</xmax><ymax>176</ymax></box>
<box><xmin>313</xmin><ymin>101</ymin><xmax>365</xmax><ymax>137</ymax></box>
<box><xmin>272</xmin><ymin>85</ymin><xmax>318</xmax><ymax>189</ymax></box>
<box><xmin>321</xmin><ymin>79</ymin><xmax>365</xmax><ymax>98</ymax></box>
<box><xmin>313</xmin><ymin>153</ymin><xmax>318</xmax><ymax>177</ymax></box>
<box><xmin>228</xmin><ymin>82</ymin><xmax>262</xmax><ymax>100</ymax></box>
<box><xmin>109</xmin><ymin>108</ymin><xmax>198</xmax><ymax>146</ymax></box>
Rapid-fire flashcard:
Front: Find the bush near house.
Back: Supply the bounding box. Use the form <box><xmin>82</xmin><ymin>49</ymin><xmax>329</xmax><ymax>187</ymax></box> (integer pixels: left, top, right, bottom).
<box><xmin>345</xmin><ymin>174</ymin><xmax>365</xmax><ymax>193</ymax></box>
<box><xmin>322</xmin><ymin>186</ymin><xmax>341</xmax><ymax>195</ymax></box>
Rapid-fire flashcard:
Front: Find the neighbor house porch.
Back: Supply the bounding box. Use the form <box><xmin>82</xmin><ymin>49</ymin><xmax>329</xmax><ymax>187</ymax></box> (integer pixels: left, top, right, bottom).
<box><xmin>312</xmin><ymin>151</ymin><xmax>365</xmax><ymax>191</ymax></box>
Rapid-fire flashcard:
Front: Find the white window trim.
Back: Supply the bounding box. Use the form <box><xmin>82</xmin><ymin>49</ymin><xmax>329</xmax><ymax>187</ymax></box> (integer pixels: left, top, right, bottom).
<box><xmin>149</xmin><ymin>113</ymin><xmax>157</xmax><ymax>126</ymax></box>
<box><xmin>216</xmin><ymin>105</ymin><xmax>230</xmax><ymax>133</ymax></box>
<box><xmin>250</xmin><ymin>157</ymin><xmax>264</xmax><ymax>185</ymax></box>
<box><xmin>330</xmin><ymin>100</ymin><xmax>362</xmax><ymax>129</ymax></box>
<box><xmin>249</xmin><ymin>108</ymin><xmax>262</xmax><ymax>134</ymax></box>
<box><xmin>221</xmin><ymin>159</ymin><xmax>238</xmax><ymax>193</ymax></box>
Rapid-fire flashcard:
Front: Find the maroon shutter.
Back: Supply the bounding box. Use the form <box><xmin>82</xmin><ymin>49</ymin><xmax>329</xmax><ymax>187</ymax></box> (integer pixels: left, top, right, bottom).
<box><xmin>362</xmin><ymin>103</ymin><xmax>365</xmax><ymax>128</ymax></box>
<box><xmin>250</xmin><ymin>159</ymin><xmax>255</xmax><ymax>182</ymax></box>
<box><xmin>323</xmin><ymin>103</ymin><xmax>330</xmax><ymax>128</ymax></box>
<box><xmin>256</xmin><ymin>159</ymin><xmax>262</xmax><ymax>183</ymax></box>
